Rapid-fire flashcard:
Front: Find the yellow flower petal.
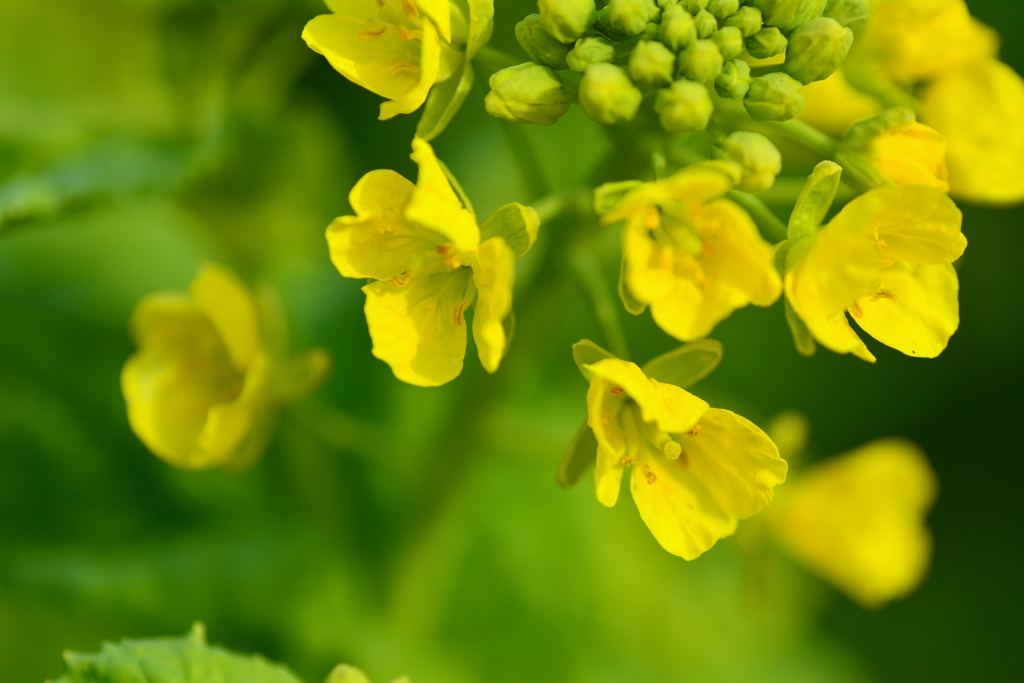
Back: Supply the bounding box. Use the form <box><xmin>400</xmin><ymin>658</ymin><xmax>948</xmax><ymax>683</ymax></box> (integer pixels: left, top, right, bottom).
<box><xmin>585</xmin><ymin>358</ymin><xmax>709</xmax><ymax>435</ymax></box>
<box><xmin>850</xmin><ymin>262</ymin><xmax>959</xmax><ymax>358</ymax></box>
<box><xmin>380</xmin><ymin>18</ymin><xmax>442</xmax><ymax>120</ymax></box>
<box><xmin>923</xmin><ymin>59</ymin><xmax>1024</xmax><ymax>204</ymax></box>
<box><xmin>799</xmin><ymin>70</ymin><xmax>882</xmax><ymax>137</ymax></box>
<box><xmin>867</xmin><ymin>122</ymin><xmax>950</xmax><ymax>192</ymax></box>
<box><xmin>362</xmin><ymin>269</ymin><xmax>474</xmax><ymax>387</ymax></box>
<box><xmin>586</xmin><ymin>374</ymin><xmax>627</xmax><ymax>508</ymax></box>
<box><xmin>407</xmin><ymin>137</ymin><xmax>479</xmax><ymax>253</ymax></box>
<box><xmin>188</xmin><ymin>263</ymin><xmax>261</xmax><ymax>371</ymax></box>
<box><xmin>413</xmin><ymin>0</ymin><xmax>452</xmax><ymax>42</ymax></box>
<box><xmin>867</xmin><ymin>185</ymin><xmax>965</xmax><ymax>265</ymax></box>
<box><xmin>327</xmin><ymin>169</ymin><xmax>448</xmax><ymax>280</ymax></box>
<box><xmin>194</xmin><ymin>352</ymin><xmax>273</xmax><ymax>472</ymax></box>
<box><xmin>792</xmin><ymin>301</ymin><xmax>877</xmax><ymax>363</ymax></box>
<box><xmin>768</xmin><ymin>438</ymin><xmax>938</xmax><ymax>608</ymax></box>
<box><xmin>695</xmin><ymin>199</ymin><xmax>782</xmax><ymax>308</ymax></box>
<box><xmin>471</xmin><ymin>237</ymin><xmax>515</xmax><ymax>374</ymax></box>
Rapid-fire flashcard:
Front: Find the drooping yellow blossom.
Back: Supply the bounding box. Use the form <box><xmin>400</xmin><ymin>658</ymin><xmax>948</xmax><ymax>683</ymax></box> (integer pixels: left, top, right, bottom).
<box><xmin>583</xmin><ymin>356</ymin><xmax>787</xmax><ymax>560</ymax></box>
<box><xmin>767</xmin><ymin>437</ymin><xmax>938</xmax><ymax>609</ymax></box>
<box><xmin>598</xmin><ymin>161</ymin><xmax>782</xmax><ymax>342</ymax></box>
<box><xmin>121</xmin><ymin>264</ymin><xmax>331</xmax><ymax>471</ymax></box>
<box><xmin>303</xmin><ymin>0</ymin><xmax>493</xmax><ymax>123</ymax></box>
<box><xmin>784</xmin><ymin>184</ymin><xmax>966</xmax><ymax>362</ymax></box>
<box><xmin>327</xmin><ymin>137</ymin><xmax>539</xmax><ymax>387</ymax></box>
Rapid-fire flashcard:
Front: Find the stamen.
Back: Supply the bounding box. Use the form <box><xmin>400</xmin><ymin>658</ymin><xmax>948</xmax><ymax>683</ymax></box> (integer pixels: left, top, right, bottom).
<box><xmin>402</xmin><ymin>0</ymin><xmax>420</xmax><ymax>21</ymax></box>
<box><xmin>392</xmin><ymin>63</ymin><xmax>421</xmax><ymax>75</ymax></box>
<box><xmin>610</xmin><ymin>385</ymin><xmax>624</xmax><ymax>397</ymax></box>
<box><xmin>645</xmin><ymin>469</ymin><xmax>657</xmax><ymax>485</ymax></box>
<box><xmin>453</xmin><ymin>303</ymin><xmax>466</xmax><ymax>326</ymax></box>
<box><xmin>621</xmin><ymin>456</ymin><xmax>638</xmax><ymax>465</ymax></box>
<box><xmin>850</xmin><ymin>301</ymin><xmax>864</xmax><ymax>318</ymax></box>
<box><xmin>683</xmin><ymin>424</ymin><xmax>701</xmax><ymax>437</ymax></box>
<box><xmin>391</xmin><ymin>272</ymin><xmax>410</xmax><ymax>287</ymax></box>
<box><xmin>357</xmin><ymin>26</ymin><xmax>388</xmax><ymax>41</ymax></box>
<box><xmin>437</xmin><ymin>243</ymin><xmax>457</xmax><ymax>269</ymax></box>
<box><xmin>398</xmin><ymin>27</ymin><xmax>422</xmax><ymax>41</ymax></box>
<box><xmin>870</xmin><ymin>288</ymin><xmax>899</xmax><ymax>302</ymax></box>
<box><xmin>880</xmin><ymin>256</ymin><xmax>895</xmax><ymax>267</ymax></box>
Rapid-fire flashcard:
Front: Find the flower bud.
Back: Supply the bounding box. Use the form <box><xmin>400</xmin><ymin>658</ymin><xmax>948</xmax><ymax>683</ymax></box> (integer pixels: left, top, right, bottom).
<box><xmin>657</xmin><ymin>0</ymin><xmax>679</xmax><ymax>7</ymax></box>
<box><xmin>485</xmin><ymin>63</ymin><xmax>572</xmax><ymax>125</ymax></box>
<box><xmin>681</xmin><ymin>0</ymin><xmax>709</xmax><ymax>12</ymax></box>
<box><xmin>629</xmin><ymin>40</ymin><xmax>677</xmax><ymax>86</ymax></box>
<box><xmin>539</xmin><ymin>0</ymin><xmax>598</xmax><ymax>44</ymax></box>
<box><xmin>711</xmin><ymin>26</ymin><xmax>744</xmax><ymax>60</ymax></box>
<box><xmin>660</xmin><ymin>6</ymin><xmax>697</xmax><ymax>51</ymax></box>
<box><xmin>715</xmin><ymin>58</ymin><xmax>751</xmax><ymax>99</ymax></box>
<box><xmin>678</xmin><ymin>39</ymin><xmax>724</xmax><ymax>83</ymax></box>
<box><xmin>516</xmin><ymin>15</ymin><xmax>572</xmax><ymax>70</ymax></box>
<box><xmin>607</xmin><ymin>0</ymin><xmax>661</xmax><ymax>37</ymax></box>
<box><xmin>567</xmin><ymin>35</ymin><xmax>616</xmax><ymax>72</ymax></box>
<box><xmin>751</xmin><ymin>0</ymin><xmax>826</xmax><ymax>32</ymax></box>
<box><xmin>725</xmin><ymin>6</ymin><xmax>764</xmax><ymax>37</ymax></box>
<box><xmin>579</xmin><ymin>63</ymin><xmax>643</xmax><ymax>124</ymax></box>
<box><xmin>712</xmin><ymin>131</ymin><xmax>782</xmax><ymax>192</ymax></box>
<box><xmin>744</xmin><ymin>72</ymin><xmax>806</xmax><ymax>121</ymax></box>
<box><xmin>824</xmin><ymin>0</ymin><xmax>869</xmax><ymax>31</ymax></box>
<box><xmin>654</xmin><ymin>79</ymin><xmax>714</xmax><ymax>132</ymax></box>
<box><xmin>707</xmin><ymin>0</ymin><xmax>739</xmax><ymax>21</ymax></box>
<box><xmin>745</xmin><ymin>26</ymin><xmax>787</xmax><ymax>59</ymax></box>
<box><xmin>784</xmin><ymin>17</ymin><xmax>853</xmax><ymax>85</ymax></box>
<box><xmin>693</xmin><ymin>9</ymin><xmax>718</xmax><ymax>38</ymax></box>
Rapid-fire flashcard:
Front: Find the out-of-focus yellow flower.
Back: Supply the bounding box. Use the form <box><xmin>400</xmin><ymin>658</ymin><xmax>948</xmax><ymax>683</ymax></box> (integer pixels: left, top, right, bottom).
<box><xmin>784</xmin><ymin>184</ymin><xmax>966</xmax><ymax>362</ymax></box>
<box><xmin>799</xmin><ymin>71</ymin><xmax>882</xmax><ymax>136</ymax></box>
<box><xmin>767</xmin><ymin>437</ymin><xmax>938</xmax><ymax>609</ymax></box>
<box><xmin>583</xmin><ymin>356</ymin><xmax>787</xmax><ymax>560</ymax></box>
<box><xmin>598</xmin><ymin>161</ymin><xmax>782</xmax><ymax>342</ymax></box>
<box><xmin>327</xmin><ymin>137</ymin><xmax>539</xmax><ymax>386</ymax></box>
<box><xmin>122</xmin><ymin>264</ymin><xmax>331</xmax><ymax>471</ymax></box>
<box><xmin>303</xmin><ymin>0</ymin><xmax>493</xmax><ymax>122</ymax></box>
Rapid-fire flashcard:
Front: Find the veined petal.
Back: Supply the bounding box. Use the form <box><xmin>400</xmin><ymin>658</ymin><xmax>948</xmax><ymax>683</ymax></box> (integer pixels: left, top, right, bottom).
<box><xmin>767</xmin><ymin>438</ymin><xmax>938</xmax><ymax>608</ymax></box>
<box><xmin>471</xmin><ymin>237</ymin><xmax>515</xmax><ymax>373</ymax></box>
<box><xmin>379</xmin><ymin>18</ymin><xmax>442</xmax><ymax>119</ymax></box>
<box><xmin>587</xmin><ymin>375</ymin><xmax>627</xmax><ymax>507</ymax></box>
<box><xmin>407</xmin><ymin>137</ymin><xmax>479</xmax><ymax>253</ymax></box>
<box><xmin>629</xmin><ymin>436</ymin><xmax>737</xmax><ymax>561</ymax></box>
<box><xmin>851</xmin><ymin>262</ymin><xmax>959</xmax><ymax>358</ymax></box>
<box><xmin>327</xmin><ymin>169</ymin><xmax>448</xmax><ymax>280</ymax></box>
<box><xmin>363</xmin><ymin>269</ymin><xmax>474</xmax><ymax>387</ymax></box>
<box><xmin>867</xmin><ymin>185</ymin><xmax>965</xmax><ymax>265</ymax></box>
<box><xmin>682</xmin><ymin>408</ymin><xmax>787</xmax><ymax>520</ymax></box>
<box><xmin>585</xmin><ymin>358</ymin><xmax>709</xmax><ymax>435</ymax></box>
<box><xmin>188</xmin><ymin>263</ymin><xmax>261</xmax><ymax>371</ymax></box>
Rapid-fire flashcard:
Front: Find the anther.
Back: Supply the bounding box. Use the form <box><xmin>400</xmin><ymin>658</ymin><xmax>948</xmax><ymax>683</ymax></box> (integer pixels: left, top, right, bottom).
<box><xmin>392</xmin><ymin>63</ymin><xmax>421</xmax><ymax>75</ymax></box>
<box><xmin>391</xmin><ymin>272</ymin><xmax>410</xmax><ymax>287</ymax></box>
<box><xmin>621</xmin><ymin>456</ymin><xmax>638</xmax><ymax>465</ymax></box>
<box><xmin>870</xmin><ymin>288</ymin><xmax>898</xmax><ymax>302</ymax></box>
<box><xmin>610</xmin><ymin>385</ymin><xmax>624</xmax><ymax>397</ymax></box>
<box><xmin>645</xmin><ymin>469</ymin><xmax>657</xmax><ymax>485</ymax></box>
<box><xmin>684</xmin><ymin>424</ymin><xmax>701</xmax><ymax>437</ymax></box>
<box><xmin>357</xmin><ymin>26</ymin><xmax>388</xmax><ymax>41</ymax></box>
<box><xmin>402</xmin><ymin>0</ymin><xmax>420</xmax><ymax>21</ymax></box>
<box><xmin>453</xmin><ymin>303</ymin><xmax>466</xmax><ymax>326</ymax></box>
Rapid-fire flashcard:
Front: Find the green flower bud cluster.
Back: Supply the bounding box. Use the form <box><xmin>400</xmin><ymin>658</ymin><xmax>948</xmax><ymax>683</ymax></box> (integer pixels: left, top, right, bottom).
<box><xmin>491</xmin><ymin>0</ymin><xmax>871</xmax><ymax>128</ymax></box>
<box><xmin>711</xmin><ymin>131</ymin><xmax>782</xmax><ymax>191</ymax></box>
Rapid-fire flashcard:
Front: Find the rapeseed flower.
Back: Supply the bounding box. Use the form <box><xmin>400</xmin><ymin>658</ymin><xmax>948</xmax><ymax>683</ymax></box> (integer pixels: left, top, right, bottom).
<box><xmin>598</xmin><ymin>161</ymin><xmax>781</xmax><ymax>342</ymax></box>
<box><xmin>578</xmin><ymin>347</ymin><xmax>787</xmax><ymax>560</ymax></box>
<box><xmin>122</xmin><ymin>264</ymin><xmax>330</xmax><ymax>471</ymax></box>
<box><xmin>842</xmin><ymin>108</ymin><xmax>950</xmax><ymax>191</ymax></box>
<box><xmin>327</xmin><ymin>137</ymin><xmax>539</xmax><ymax>386</ymax></box>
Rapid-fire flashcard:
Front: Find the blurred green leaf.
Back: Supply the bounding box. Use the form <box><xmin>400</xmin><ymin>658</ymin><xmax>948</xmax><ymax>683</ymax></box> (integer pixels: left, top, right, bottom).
<box><xmin>556</xmin><ymin>419</ymin><xmax>597</xmax><ymax>489</ymax></box>
<box><xmin>417</xmin><ymin>63</ymin><xmax>475</xmax><ymax>142</ymax></box>
<box><xmin>641</xmin><ymin>339</ymin><xmax>723</xmax><ymax>389</ymax></box>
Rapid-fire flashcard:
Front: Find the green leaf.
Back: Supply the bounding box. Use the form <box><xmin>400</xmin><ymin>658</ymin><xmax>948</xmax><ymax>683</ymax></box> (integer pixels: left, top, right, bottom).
<box><xmin>617</xmin><ymin>257</ymin><xmax>647</xmax><ymax>315</ymax></box>
<box><xmin>416</xmin><ymin>61</ymin><xmax>475</xmax><ymax>142</ymax></box>
<box><xmin>572</xmin><ymin>339</ymin><xmax>616</xmax><ymax>381</ymax></box>
<box><xmin>479</xmin><ymin>202</ymin><xmax>540</xmax><ymax>259</ymax></box>
<box><xmin>556</xmin><ymin>419</ymin><xmax>597</xmax><ymax>489</ymax></box>
<box><xmin>784</xmin><ymin>298</ymin><xmax>817</xmax><ymax>357</ymax></box>
<box><xmin>787</xmin><ymin>160</ymin><xmax>842</xmax><ymax>241</ymax></box>
<box><xmin>48</xmin><ymin>623</ymin><xmax>305</xmax><ymax>683</ymax></box>
<box><xmin>641</xmin><ymin>339</ymin><xmax>723</xmax><ymax>389</ymax></box>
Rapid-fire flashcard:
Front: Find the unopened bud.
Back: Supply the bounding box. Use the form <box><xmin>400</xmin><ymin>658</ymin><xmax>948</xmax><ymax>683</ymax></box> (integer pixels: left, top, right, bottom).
<box><xmin>824</xmin><ymin>0</ymin><xmax>869</xmax><ymax>31</ymax></box>
<box><xmin>629</xmin><ymin>40</ymin><xmax>677</xmax><ymax>86</ymax></box>
<box><xmin>516</xmin><ymin>15</ymin><xmax>572</xmax><ymax>70</ymax></box>
<box><xmin>744</xmin><ymin>72</ymin><xmax>805</xmax><ymax>121</ymax></box>
<box><xmin>707</xmin><ymin>0</ymin><xmax>740</xmax><ymax>21</ymax></box>
<box><xmin>681</xmin><ymin>0</ymin><xmax>709</xmax><ymax>12</ymax></box>
<box><xmin>784</xmin><ymin>17</ymin><xmax>853</xmax><ymax>85</ymax></box>
<box><xmin>607</xmin><ymin>0</ymin><xmax>661</xmax><ymax>36</ymax></box>
<box><xmin>712</xmin><ymin>131</ymin><xmax>782</xmax><ymax>192</ymax></box>
<box><xmin>660</xmin><ymin>6</ymin><xmax>697</xmax><ymax>51</ymax></box>
<box><xmin>715</xmin><ymin>58</ymin><xmax>751</xmax><ymax>99</ymax></box>
<box><xmin>751</xmin><ymin>0</ymin><xmax>826</xmax><ymax>32</ymax></box>
<box><xmin>745</xmin><ymin>26</ymin><xmax>787</xmax><ymax>59</ymax></box>
<box><xmin>654</xmin><ymin>79</ymin><xmax>714</xmax><ymax>132</ymax></box>
<box><xmin>677</xmin><ymin>39</ymin><xmax>724</xmax><ymax>83</ymax></box>
<box><xmin>485</xmin><ymin>63</ymin><xmax>572</xmax><ymax>125</ymax></box>
<box><xmin>579</xmin><ymin>63</ymin><xmax>643</xmax><ymax>124</ymax></box>
<box><xmin>539</xmin><ymin>0</ymin><xmax>597</xmax><ymax>44</ymax></box>
<box><xmin>711</xmin><ymin>26</ymin><xmax>744</xmax><ymax>60</ymax></box>
<box><xmin>567</xmin><ymin>35</ymin><xmax>616</xmax><ymax>72</ymax></box>
<box><xmin>725</xmin><ymin>6</ymin><xmax>764</xmax><ymax>37</ymax></box>
<box><xmin>657</xmin><ymin>0</ymin><xmax>679</xmax><ymax>8</ymax></box>
<box><xmin>693</xmin><ymin>9</ymin><xmax>718</xmax><ymax>38</ymax></box>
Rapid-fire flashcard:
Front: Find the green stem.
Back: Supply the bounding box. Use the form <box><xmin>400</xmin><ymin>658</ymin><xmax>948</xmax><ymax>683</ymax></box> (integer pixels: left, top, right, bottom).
<box><xmin>531</xmin><ymin>185</ymin><xmax>591</xmax><ymax>224</ymax></box>
<box><xmin>569</xmin><ymin>246</ymin><xmax>631</xmax><ymax>361</ymax></box>
<box><xmin>767</xmin><ymin>119</ymin><xmax>839</xmax><ymax>157</ymax></box>
<box><xmin>289</xmin><ymin>401</ymin><xmax>399</xmax><ymax>460</ymax></box>
<box><xmin>501</xmin><ymin>121</ymin><xmax>550</xmax><ymax>201</ymax></box>
<box><xmin>473</xmin><ymin>45</ymin><xmax>522</xmax><ymax>75</ymax></box>
<box><xmin>727</xmin><ymin>190</ymin><xmax>788</xmax><ymax>242</ymax></box>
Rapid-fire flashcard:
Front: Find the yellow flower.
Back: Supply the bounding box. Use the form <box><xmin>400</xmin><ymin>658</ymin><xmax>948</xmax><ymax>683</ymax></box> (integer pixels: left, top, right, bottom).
<box><xmin>121</xmin><ymin>264</ymin><xmax>330</xmax><ymax>471</ymax></box>
<box><xmin>866</xmin><ymin>121</ymin><xmax>950</xmax><ymax>191</ymax></box>
<box><xmin>784</xmin><ymin>184</ymin><xmax>966</xmax><ymax>362</ymax></box>
<box><xmin>767</xmin><ymin>438</ymin><xmax>938</xmax><ymax>609</ymax></box>
<box><xmin>584</xmin><ymin>356</ymin><xmax>787</xmax><ymax>560</ymax></box>
<box><xmin>599</xmin><ymin>161</ymin><xmax>782</xmax><ymax>342</ymax></box>
<box><xmin>327</xmin><ymin>137</ymin><xmax>539</xmax><ymax>386</ymax></box>
<box><xmin>799</xmin><ymin>71</ymin><xmax>882</xmax><ymax>137</ymax></box>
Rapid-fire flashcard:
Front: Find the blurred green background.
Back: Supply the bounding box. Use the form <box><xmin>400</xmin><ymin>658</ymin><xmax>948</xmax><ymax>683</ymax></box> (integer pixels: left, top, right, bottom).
<box><xmin>1</xmin><ymin>1</ymin><xmax>1022</xmax><ymax>681</ymax></box>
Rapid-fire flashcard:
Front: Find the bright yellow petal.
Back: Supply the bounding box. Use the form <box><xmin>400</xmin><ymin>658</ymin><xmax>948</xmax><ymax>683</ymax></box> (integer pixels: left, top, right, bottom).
<box><xmin>656</xmin><ymin>160</ymin><xmax>741</xmax><ymax>207</ymax></box>
<box><xmin>407</xmin><ymin>137</ymin><xmax>479</xmax><ymax>253</ymax></box>
<box><xmin>327</xmin><ymin>169</ymin><xmax>448</xmax><ymax>280</ymax></box>
<box><xmin>362</xmin><ymin>269</ymin><xmax>473</xmax><ymax>387</ymax></box>
<box><xmin>850</xmin><ymin>262</ymin><xmax>959</xmax><ymax>358</ymax></box>
<box><xmin>767</xmin><ymin>438</ymin><xmax>938</xmax><ymax>608</ymax></box>
<box><xmin>471</xmin><ymin>237</ymin><xmax>515</xmax><ymax>374</ymax></box>
<box><xmin>799</xmin><ymin>70</ymin><xmax>882</xmax><ymax>137</ymax></box>
<box><xmin>188</xmin><ymin>263</ymin><xmax>261</xmax><ymax>371</ymax></box>
<box><xmin>790</xmin><ymin>297</ymin><xmax>877</xmax><ymax>363</ymax></box>
<box><xmin>923</xmin><ymin>59</ymin><xmax>1024</xmax><ymax>204</ymax></box>
<box><xmin>586</xmin><ymin>374</ymin><xmax>627</xmax><ymax>508</ymax></box>
<box><xmin>414</xmin><ymin>0</ymin><xmax>452</xmax><ymax>42</ymax></box>
<box><xmin>867</xmin><ymin>185</ymin><xmax>966</xmax><ymax>265</ymax></box>
<box><xmin>694</xmin><ymin>199</ymin><xmax>782</xmax><ymax>308</ymax></box>
<box><xmin>867</xmin><ymin>122</ymin><xmax>950</xmax><ymax>192</ymax></box>
<box><xmin>193</xmin><ymin>352</ymin><xmax>273</xmax><ymax>471</ymax></box>
<box><xmin>585</xmin><ymin>358</ymin><xmax>709</xmax><ymax>435</ymax></box>
<box><xmin>379</xmin><ymin>18</ymin><xmax>442</xmax><ymax>119</ymax></box>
